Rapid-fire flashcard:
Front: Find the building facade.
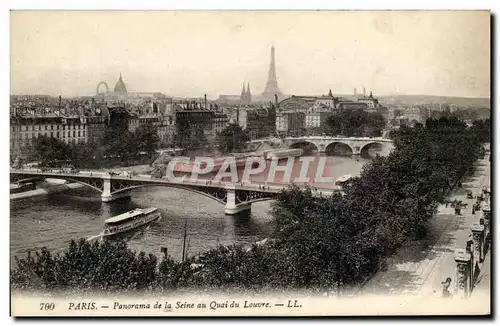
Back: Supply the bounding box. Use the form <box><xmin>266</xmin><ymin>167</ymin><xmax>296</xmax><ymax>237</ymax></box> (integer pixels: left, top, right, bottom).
<box><xmin>174</xmin><ymin>103</ymin><xmax>216</xmax><ymax>148</ymax></box>
<box><xmin>213</xmin><ymin>111</ymin><xmax>230</xmax><ymax>135</ymax></box>
<box><xmin>305</xmin><ymin>106</ymin><xmax>334</xmax><ymax>129</ymax></box>
<box><xmin>276</xmin><ymin>110</ymin><xmax>306</xmax><ymax>137</ymax></box>
<box><xmin>356</xmin><ymin>91</ymin><xmax>380</xmax><ymax>110</ymax></box>
<box><xmin>10</xmin><ymin>113</ymin><xmax>107</xmax><ymax>160</ymax></box>
<box><xmin>224</xmin><ymin>105</ymin><xmax>275</xmax><ymax>140</ymax></box>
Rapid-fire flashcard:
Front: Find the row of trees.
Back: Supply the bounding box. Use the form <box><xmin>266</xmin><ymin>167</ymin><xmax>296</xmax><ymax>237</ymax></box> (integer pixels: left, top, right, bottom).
<box><xmin>11</xmin><ymin>117</ymin><xmax>487</xmax><ymax>293</ymax></box>
<box><xmin>324</xmin><ymin>110</ymin><xmax>386</xmax><ymax>137</ymax></box>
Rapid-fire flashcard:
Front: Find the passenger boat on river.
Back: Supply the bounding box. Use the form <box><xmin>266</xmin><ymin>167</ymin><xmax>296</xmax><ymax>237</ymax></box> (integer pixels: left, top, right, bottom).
<box><xmin>102</xmin><ymin>208</ymin><xmax>161</xmax><ymax>238</ymax></box>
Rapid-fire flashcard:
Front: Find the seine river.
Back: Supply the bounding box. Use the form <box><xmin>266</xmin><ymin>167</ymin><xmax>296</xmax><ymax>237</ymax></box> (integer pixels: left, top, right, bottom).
<box><xmin>10</xmin><ymin>156</ymin><xmax>370</xmax><ymax>264</ymax></box>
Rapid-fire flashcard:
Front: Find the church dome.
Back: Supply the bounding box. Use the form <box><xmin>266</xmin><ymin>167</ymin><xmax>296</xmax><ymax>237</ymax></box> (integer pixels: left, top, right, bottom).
<box><xmin>113</xmin><ymin>73</ymin><xmax>128</xmax><ymax>95</ymax></box>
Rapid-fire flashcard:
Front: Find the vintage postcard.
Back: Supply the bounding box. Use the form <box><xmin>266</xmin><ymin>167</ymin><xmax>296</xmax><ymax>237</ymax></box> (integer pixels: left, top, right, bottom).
<box><xmin>9</xmin><ymin>10</ymin><xmax>491</xmax><ymax>317</ymax></box>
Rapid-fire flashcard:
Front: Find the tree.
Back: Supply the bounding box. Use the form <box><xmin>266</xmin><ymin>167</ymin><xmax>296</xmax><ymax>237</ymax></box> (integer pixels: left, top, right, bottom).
<box><xmin>134</xmin><ymin>122</ymin><xmax>160</xmax><ymax>157</ymax></box>
<box><xmin>470</xmin><ymin>118</ymin><xmax>491</xmax><ymax>143</ymax></box>
<box><xmin>69</xmin><ymin>139</ymin><xmax>106</xmax><ymax>169</ymax></box>
<box><xmin>215</xmin><ymin>123</ymin><xmax>250</xmax><ymax>154</ymax></box>
<box><xmin>28</xmin><ymin>136</ymin><xmax>71</xmax><ymax>166</ymax></box>
<box><xmin>103</xmin><ymin>126</ymin><xmax>136</xmax><ymax>163</ymax></box>
<box><xmin>186</xmin><ymin>127</ymin><xmax>209</xmax><ymax>153</ymax></box>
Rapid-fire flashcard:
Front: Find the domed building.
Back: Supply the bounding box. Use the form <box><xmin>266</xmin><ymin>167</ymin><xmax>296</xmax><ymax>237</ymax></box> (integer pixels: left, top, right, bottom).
<box><xmin>113</xmin><ymin>73</ymin><xmax>128</xmax><ymax>99</ymax></box>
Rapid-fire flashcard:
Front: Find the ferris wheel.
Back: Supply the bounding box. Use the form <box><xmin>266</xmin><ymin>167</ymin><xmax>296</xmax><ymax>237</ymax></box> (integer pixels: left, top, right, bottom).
<box><xmin>96</xmin><ymin>81</ymin><xmax>110</xmax><ymax>95</ymax></box>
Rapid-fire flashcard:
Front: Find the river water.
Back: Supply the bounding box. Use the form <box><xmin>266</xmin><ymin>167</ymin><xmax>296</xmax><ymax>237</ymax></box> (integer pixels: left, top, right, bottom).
<box><xmin>10</xmin><ymin>156</ymin><xmax>370</xmax><ymax>264</ymax></box>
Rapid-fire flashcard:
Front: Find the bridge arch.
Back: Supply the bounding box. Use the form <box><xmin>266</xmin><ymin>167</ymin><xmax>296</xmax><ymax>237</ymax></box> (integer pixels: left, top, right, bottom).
<box><xmin>288</xmin><ymin>141</ymin><xmax>319</xmax><ymax>154</ymax></box>
<box><xmin>110</xmin><ymin>183</ymin><xmax>227</xmax><ymax>205</ymax></box>
<box><xmin>359</xmin><ymin>142</ymin><xmax>384</xmax><ymax>158</ymax></box>
<box><xmin>325</xmin><ymin>142</ymin><xmax>354</xmax><ymax>156</ymax></box>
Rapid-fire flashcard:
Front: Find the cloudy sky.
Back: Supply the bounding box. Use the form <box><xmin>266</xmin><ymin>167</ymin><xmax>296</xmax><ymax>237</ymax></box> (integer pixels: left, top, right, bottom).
<box><xmin>10</xmin><ymin>11</ymin><xmax>490</xmax><ymax>99</ymax></box>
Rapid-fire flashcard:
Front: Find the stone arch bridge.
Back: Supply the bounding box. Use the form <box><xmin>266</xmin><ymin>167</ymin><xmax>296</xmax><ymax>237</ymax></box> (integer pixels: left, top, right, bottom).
<box><xmin>251</xmin><ymin>136</ymin><xmax>394</xmax><ymax>156</ymax></box>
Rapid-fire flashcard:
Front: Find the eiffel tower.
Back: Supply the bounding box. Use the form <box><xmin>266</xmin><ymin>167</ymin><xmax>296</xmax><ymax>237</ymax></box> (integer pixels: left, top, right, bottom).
<box><xmin>261</xmin><ymin>45</ymin><xmax>283</xmax><ymax>100</ymax></box>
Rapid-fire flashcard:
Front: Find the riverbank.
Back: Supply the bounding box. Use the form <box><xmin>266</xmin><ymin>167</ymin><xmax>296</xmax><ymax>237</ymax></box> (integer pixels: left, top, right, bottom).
<box><xmin>10</xmin><ymin>182</ymin><xmax>85</xmax><ymax>200</ymax></box>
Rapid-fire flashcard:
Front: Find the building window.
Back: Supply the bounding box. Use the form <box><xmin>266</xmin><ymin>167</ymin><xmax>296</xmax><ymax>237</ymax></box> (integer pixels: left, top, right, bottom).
<box><xmin>51</xmin><ymin>125</ymin><xmax>54</xmax><ymax>130</ymax></box>
<box><xmin>78</xmin><ymin>131</ymin><xmax>80</xmax><ymax>137</ymax></box>
<box><xmin>57</xmin><ymin>132</ymin><xmax>60</xmax><ymax>138</ymax></box>
<box><xmin>73</xmin><ymin>131</ymin><xmax>75</xmax><ymax>137</ymax></box>
<box><xmin>51</xmin><ymin>132</ymin><xmax>53</xmax><ymax>137</ymax></box>
<box><xmin>45</xmin><ymin>125</ymin><xmax>47</xmax><ymax>131</ymax></box>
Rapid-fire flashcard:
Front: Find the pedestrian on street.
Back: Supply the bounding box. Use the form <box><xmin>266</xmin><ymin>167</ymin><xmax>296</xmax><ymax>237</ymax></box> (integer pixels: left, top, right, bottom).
<box><xmin>441</xmin><ymin>277</ymin><xmax>453</xmax><ymax>299</ymax></box>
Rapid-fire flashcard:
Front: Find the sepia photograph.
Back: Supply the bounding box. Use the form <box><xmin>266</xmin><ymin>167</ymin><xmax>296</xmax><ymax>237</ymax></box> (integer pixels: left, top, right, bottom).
<box><xmin>7</xmin><ymin>8</ymin><xmax>491</xmax><ymax>317</ymax></box>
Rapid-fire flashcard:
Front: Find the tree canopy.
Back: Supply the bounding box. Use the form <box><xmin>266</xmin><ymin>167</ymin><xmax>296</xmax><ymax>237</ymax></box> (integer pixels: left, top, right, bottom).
<box><xmin>134</xmin><ymin>122</ymin><xmax>160</xmax><ymax>156</ymax></box>
<box><xmin>27</xmin><ymin>135</ymin><xmax>71</xmax><ymax>167</ymax></box>
<box><xmin>215</xmin><ymin>123</ymin><xmax>250</xmax><ymax>154</ymax></box>
<box><xmin>324</xmin><ymin>109</ymin><xmax>386</xmax><ymax>137</ymax></box>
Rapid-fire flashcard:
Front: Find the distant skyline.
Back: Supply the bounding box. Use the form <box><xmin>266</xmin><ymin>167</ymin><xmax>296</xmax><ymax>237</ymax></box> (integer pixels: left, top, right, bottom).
<box><xmin>10</xmin><ymin>11</ymin><xmax>490</xmax><ymax>99</ymax></box>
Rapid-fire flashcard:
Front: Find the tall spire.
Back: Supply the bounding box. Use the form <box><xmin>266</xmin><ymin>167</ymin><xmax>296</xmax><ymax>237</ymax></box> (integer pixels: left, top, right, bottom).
<box><xmin>247</xmin><ymin>82</ymin><xmax>252</xmax><ymax>104</ymax></box>
<box><xmin>240</xmin><ymin>82</ymin><xmax>246</xmax><ymax>96</ymax></box>
<box><xmin>240</xmin><ymin>82</ymin><xmax>247</xmax><ymax>105</ymax></box>
<box><xmin>262</xmin><ymin>44</ymin><xmax>282</xmax><ymax>100</ymax></box>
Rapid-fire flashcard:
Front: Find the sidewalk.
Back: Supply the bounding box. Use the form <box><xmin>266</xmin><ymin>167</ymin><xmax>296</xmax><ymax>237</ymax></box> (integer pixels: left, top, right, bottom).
<box><xmin>473</xmin><ymin>250</ymin><xmax>491</xmax><ymax>295</ymax></box>
<box><xmin>357</xmin><ymin>156</ymin><xmax>491</xmax><ymax>297</ymax></box>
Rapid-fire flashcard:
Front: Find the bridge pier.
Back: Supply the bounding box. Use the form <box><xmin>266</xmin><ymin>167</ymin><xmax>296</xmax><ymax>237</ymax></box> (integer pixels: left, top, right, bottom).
<box><xmin>101</xmin><ymin>191</ymin><xmax>131</xmax><ymax>203</ymax></box>
<box><xmin>224</xmin><ymin>187</ymin><xmax>251</xmax><ymax>215</ymax></box>
<box><xmin>101</xmin><ymin>177</ymin><xmax>131</xmax><ymax>203</ymax></box>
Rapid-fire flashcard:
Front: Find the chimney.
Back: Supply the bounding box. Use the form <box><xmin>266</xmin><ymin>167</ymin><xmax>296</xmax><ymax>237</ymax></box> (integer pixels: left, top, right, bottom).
<box><xmin>204</xmin><ymin>94</ymin><xmax>207</xmax><ymax>110</ymax></box>
<box><xmin>274</xmin><ymin>94</ymin><xmax>278</xmax><ymax>107</ymax></box>
<box><xmin>363</xmin><ymin>87</ymin><xmax>366</xmax><ymax>97</ymax></box>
